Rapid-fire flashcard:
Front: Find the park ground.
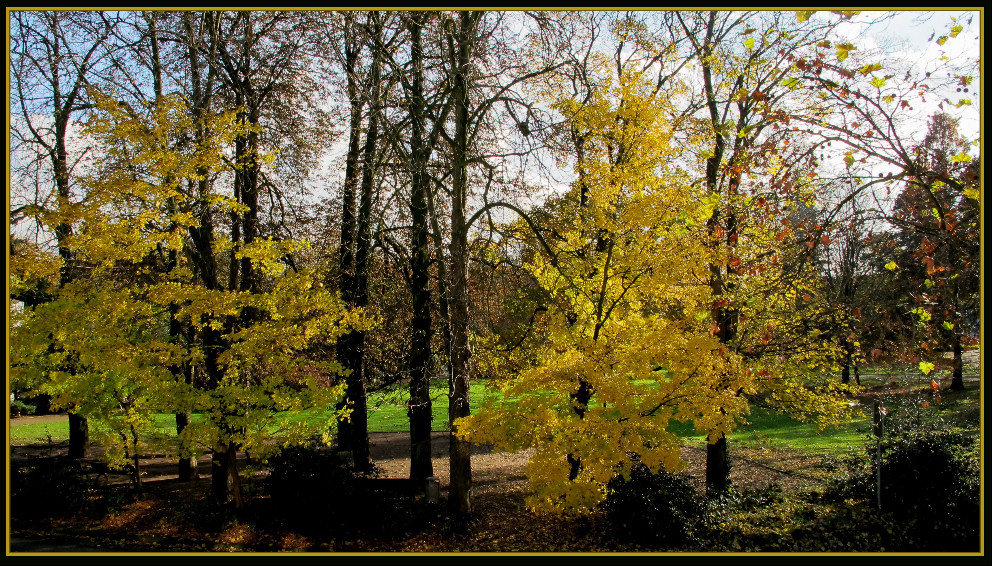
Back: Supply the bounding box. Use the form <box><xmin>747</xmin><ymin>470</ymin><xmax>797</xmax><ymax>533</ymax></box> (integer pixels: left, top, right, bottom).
<box><xmin>7</xmin><ymin>349</ymin><xmax>982</xmax><ymax>554</ymax></box>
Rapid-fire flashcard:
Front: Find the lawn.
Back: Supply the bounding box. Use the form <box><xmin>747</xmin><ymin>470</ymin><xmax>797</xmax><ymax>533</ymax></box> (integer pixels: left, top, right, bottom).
<box><xmin>8</xmin><ymin>379</ymin><xmax>496</xmax><ymax>445</ymax></box>
<box><xmin>8</xmin><ymin>418</ymin><xmax>71</xmax><ymax>445</ymax></box>
<box><xmin>11</xmin><ymin>377</ymin><xmax>978</xmax><ymax>451</ymax></box>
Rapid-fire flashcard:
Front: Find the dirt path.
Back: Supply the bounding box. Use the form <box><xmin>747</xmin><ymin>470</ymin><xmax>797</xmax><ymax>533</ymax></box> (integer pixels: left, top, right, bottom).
<box><xmin>9</xmin><ymin>413</ymin><xmax>67</xmax><ymax>425</ymax></box>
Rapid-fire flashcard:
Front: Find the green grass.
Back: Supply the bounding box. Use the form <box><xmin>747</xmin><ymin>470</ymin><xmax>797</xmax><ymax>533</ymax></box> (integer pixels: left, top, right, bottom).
<box><xmin>9</xmin><ymin>377</ymin><xmax>978</xmax><ymax>453</ymax></box>
<box><xmin>8</xmin><ymin>417</ymin><xmax>70</xmax><ymax>445</ymax></box>
<box><xmin>365</xmin><ymin>378</ymin><xmax>501</xmax><ymax>432</ymax></box>
<box><xmin>7</xmin><ymin>379</ymin><xmax>501</xmax><ymax>445</ymax></box>
<box><xmin>731</xmin><ymin>408</ymin><xmax>867</xmax><ymax>453</ymax></box>
<box><xmin>364</xmin><ymin>379</ymin><xmax>448</xmax><ymax>433</ymax></box>
<box><xmin>666</xmin><ymin>407</ymin><xmax>868</xmax><ymax>454</ymax></box>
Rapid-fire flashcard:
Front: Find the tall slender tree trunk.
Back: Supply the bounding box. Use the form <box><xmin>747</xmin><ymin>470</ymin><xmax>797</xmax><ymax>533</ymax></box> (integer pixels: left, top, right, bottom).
<box><xmin>146</xmin><ymin>11</ymin><xmax>197</xmax><ymax>482</ymax></box>
<box><xmin>54</xmin><ymin>100</ymin><xmax>89</xmax><ymax>460</ymax></box>
<box><xmin>447</xmin><ymin>11</ymin><xmax>479</xmax><ymax>516</ymax></box>
<box><xmin>344</xmin><ymin>12</ymin><xmax>382</xmax><ymax>473</ymax></box>
<box><xmin>697</xmin><ymin>11</ymin><xmax>737</xmax><ymax>494</ymax></box>
<box><xmin>335</xmin><ymin>13</ymin><xmax>363</xmax><ymax>453</ymax></box>
<box><xmin>57</xmin><ymin>140</ymin><xmax>88</xmax><ymax>460</ymax></box>
<box><xmin>172</xmin><ymin>303</ymin><xmax>197</xmax><ymax>481</ymax></box>
<box><xmin>407</xmin><ymin>11</ymin><xmax>434</xmax><ymax>483</ymax></box>
<box><xmin>566</xmin><ymin>130</ymin><xmax>592</xmax><ymax>483</ymax></box>
<box><xmin>183</xmin><ymin>11</ymin><xmax>230</xmax><ymax>503</ymax></box>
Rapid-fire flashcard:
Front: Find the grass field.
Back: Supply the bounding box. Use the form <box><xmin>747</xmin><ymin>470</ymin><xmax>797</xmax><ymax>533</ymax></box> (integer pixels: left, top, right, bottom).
<box><xmin>9</xmin><ymin>377</ymin><xmax>979</xmax><ymax>454</ymax></box>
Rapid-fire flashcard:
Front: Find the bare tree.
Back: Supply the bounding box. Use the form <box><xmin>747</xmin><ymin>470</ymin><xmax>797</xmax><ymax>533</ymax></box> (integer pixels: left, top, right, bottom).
<box><xmin>10</xmin><ymin>10</ymin><xmax>120</xmax><ymax>459</ymax></box>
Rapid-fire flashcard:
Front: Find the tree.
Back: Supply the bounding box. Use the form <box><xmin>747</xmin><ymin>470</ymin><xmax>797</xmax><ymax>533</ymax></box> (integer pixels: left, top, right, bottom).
<box><xmin>10</xmin><ymin>10</ymin><xmax>121</xmax><ymax>459</ymax></box>
<box><xmin>784</xmin><ymin>13</ymin><xmax>980</xmax><ymax>389</ymax></box>
<box><xmin>403</xmin><ymin>10</ymin><xmax>438</xmax><ymax>483</ymax></box>
<box><xmin>674</xmin><ymin>9</ymin><xmax>862</xmax><ymax>492</ymax></box>
<box><xmin>11</xmin><ymin>89</ymin><xmax>365</xmax><ymax>507</ymax></box>
<box><xmin>886</xmin><ymin>113</ymin><xmax>980</xmax><ymax>389</ymax></box>
<box><xmin>812</xmin><ymin>189</ymin><xmax>882</xmax><ymax>385</ymax></box>
<box><xmin>443</xmin><ymin>10</ymin><xmax>483</xmax><ymax>515</ymax></box>
<box><xmin>457</xmin><ymin>50</ymin><xmax>737</xmax><ymax>513</ymax></box>
<box><xmin>331</xmin><ymin>10</ymin><xmax>389</xmax><ymax>474</ymax></box>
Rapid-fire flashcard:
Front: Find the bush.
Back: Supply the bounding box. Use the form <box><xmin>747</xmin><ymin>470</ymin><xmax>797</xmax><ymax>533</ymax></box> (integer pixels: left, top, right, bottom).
<box><xmin>263</xmin><ymin>438</ymin><xmax>447</xmax><ymax>540</ymax></box>
<box><xmin>10</xmin><ymin>398</ymin><xmax>36</xmax><ymax>417</ymax></box>
<box><xmin>599</xmin><ymin>461</ymin><xmax>706</xmax><ymax>547</ymax></box>
<box><xmin>879</xmin><ymin>429</ymin><xmax>977</xmax><ymax>515</ymax></box>
<box><xmin>10</xmin><ymin>456</ymin><xmax>90</xmax><ymax>518</ymax></box>
<box><xmin>265</xmin><ymin>439</ymin><xmax>364</xmax><ymax>511</ymax></box>
<box><xmin>827</xmin><ymin>400</ymin><xmax>979</xmax><ymax>551</ymax></box>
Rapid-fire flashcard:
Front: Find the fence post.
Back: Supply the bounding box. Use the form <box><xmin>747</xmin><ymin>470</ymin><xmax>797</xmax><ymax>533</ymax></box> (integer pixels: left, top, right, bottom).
<box><xmin>873</xmin><ymin>400</ymin><xmax>886</xmax><ymax>511</ymax></box>
<box><xmin>425</xmin><ymin>476</ymin><xmax>440</xmax><ymax>504</ymax></box>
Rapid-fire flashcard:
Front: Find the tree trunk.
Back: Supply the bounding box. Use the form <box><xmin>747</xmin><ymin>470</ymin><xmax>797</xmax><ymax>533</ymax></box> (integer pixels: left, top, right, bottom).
<box><xmin>211</xmin><ymin>441</ymin><xmax>231</xmax><ymax>504</ymax></box>
<box><xmin>697</xmin><ymin>12</ymin><xmax>736</xmax><ymax>494</ymax></box>
<box><xmin>950</xmin><ymin>334</ymin><xmax>964</xmax><ymax>390</ymax></box>
<box><xmin>841</xmin><ymin>337</ymin><xmax>852</xmax><ymax>385</ymax></box>
<box><xmin>176</xmin><ymin>412</ymin><xmax>197</xmax><ymax>481</ymax></box>
<box><xmin>447</xmin><ymin>11</ymin><xmax>480</xmax><ymax>516</ymax></box>
<box><xmin>705</xmin><ymin>434</ymin><xmax>730</xmax><ymax>493</ymax></box>
<box><xmin>56</xmin><ymin>98</ymin><xmax>90</xmax><ymax>461</ymax></box>
<box><xmin>567</xmin><ymin>380</ymin><xmax>592</xmax><ymax>481</ymax></box>
<box><xmin>172</xmin><ymin>300</ymin><xmax>197</xmax><ymax>481</ymax></box>
<box><xmin>341</xmin><ymin>12</ymin><xmax>385</xmax><ymax>476</ymax></box>
<box><xmin>149</xmin><ymin>12</ymin><xmax>198</xmax><ymax>483</ymax></box>
<box><xmin>67</xmin><ymin>413</ymin><xmax>89</xmax><ymax>459</ymax></box>
<box><xmin>334</xmin><ymin>14</ymin><xmax>363</xmax><ymax>453</ymax></box>
<box><xmin>182</xmin><ymin>10</ymin><xmax>235</xmax><ymax>505</ymax></box>
<box><xmin>407</xmin><ymin>11</ymin><xmax>434</xmax><ymax>483</ymax></box>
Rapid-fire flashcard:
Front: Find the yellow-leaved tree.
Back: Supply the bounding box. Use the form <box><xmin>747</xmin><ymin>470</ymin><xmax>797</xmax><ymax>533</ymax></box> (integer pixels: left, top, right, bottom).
<box><xmin>10</xmin><ymin>91</ymin><xmax>367</xmax><ymax>502</ymax></box>
<box><xmin>457</xmin><ymin>61</ymin><xmax>754</xmax><ymax>513</ymax></box>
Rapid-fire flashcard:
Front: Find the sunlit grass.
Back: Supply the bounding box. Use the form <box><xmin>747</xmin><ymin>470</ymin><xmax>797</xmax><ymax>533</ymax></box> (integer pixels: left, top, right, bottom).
<box><xmin>9</xmin><ymin>376</ymin><xmax>978</xmax><ymax>451</ymax></box>
<box><xmin>8</xmin><ymin>417</ymin><xmax>70</xmax><ymax>445</ymax></box>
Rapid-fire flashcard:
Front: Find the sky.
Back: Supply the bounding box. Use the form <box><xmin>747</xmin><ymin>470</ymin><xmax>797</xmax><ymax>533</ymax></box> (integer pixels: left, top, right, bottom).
<box><xmin>838</xmin><ymin>10</ymin><xmax>981</xmax><ymax>139</ymax></box>
<box><xmin>9</xmin><ymin>10</ymin><xmax>982</xmax><ymax>244</ymax></box>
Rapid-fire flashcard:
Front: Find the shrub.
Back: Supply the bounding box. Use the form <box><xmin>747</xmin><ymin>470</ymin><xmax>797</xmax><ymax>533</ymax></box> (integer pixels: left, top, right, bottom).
<box><xmin>10</xmin><ymin>456</ymin><xmax>90</xmax><ymax>518</ymax></box>
<box><xmin>599</xmin><ymin>461</ymin><xmax>706</xmax><ymax>547</ymax></box>
<box><xmin>10</xmin><ymin>398</ymin><xmax>36</xmax><ymax>417</ymax></box>
<box><xmin>265</xmin><ymin>439</ymin><xmax>363</xmax><ymax>511</ymax></box>
<box><xmin>263</xmin><ymin>438</ymin><xmax>447</xmax><ymax>540</ymax></box>
<box><xmin>827</xmin><ymin>399</ymin><xmax>979</xmax><ymax>551</ymax></box>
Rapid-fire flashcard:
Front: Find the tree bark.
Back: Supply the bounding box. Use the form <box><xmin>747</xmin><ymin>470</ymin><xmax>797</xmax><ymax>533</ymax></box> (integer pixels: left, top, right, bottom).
<box><xmin>67</xmin><ymin>413</ymin><xmax>89</xmax><ymax>459</ymax></box>
<box><xmin>183</xmin><ymin>12</ymin><xmax>232</xmax><ymax>503</ymax></box>
<box><xmin>705</xmin><ymin>434</ymin><xmax>730</xmax><ymax>493</ymax></box>
<box><xmin>841</xmin><ymin>336</ymin><xmax>853</xmax><ymax>385</ymax></box>
<box><xmin>697</xmin><ymin>11</ymin><xmax>737</xmax><ymax>495</ymax></box>
<box><xmin>335</xmin><ymin>13</ymin><xmax>363</xmax><ymax>453</ymax></box>
<box><xmin>147</xmin><ymin>13</ymin><xmax>198</xmax><ymax>482</ymax></box>
<box><xmin>407</xmin><ymin>11</ymin><xmax>434</xmax><ymax>483</ymax></box>
<box><xmin>447</xmin><ymin>11</ymin><xmax>480</xmax><ymax>516</ymax></box>
<box><xmin>950</xmin><ymin>334</ymin><xmax>964</xmax><ymax>390</ymax></box>
<box><xmin>336</xmin><ymin>12</ymin><xmax>384</xmax><ymax>474</ymax></box>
